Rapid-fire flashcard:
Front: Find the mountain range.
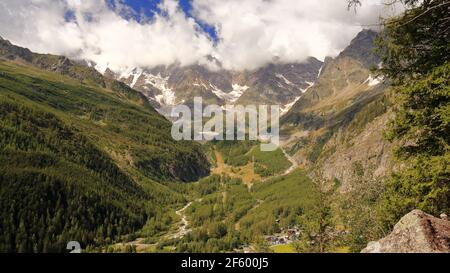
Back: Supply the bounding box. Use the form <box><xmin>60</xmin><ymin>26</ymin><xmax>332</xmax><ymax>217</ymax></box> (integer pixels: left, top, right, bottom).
<box><xmin>0</xmin><ymin>29</ymin><xmax>396</xmax><ymax>253</ymax></box>
<box><xmin>96</xmin><ymin>52</ymin><xmax>323</xmax><ymax>116</ymax></box>
<box><xmin>95</xmin><ymin>29</ymin><xmax>392</xmax><ymax>191</ymax></box>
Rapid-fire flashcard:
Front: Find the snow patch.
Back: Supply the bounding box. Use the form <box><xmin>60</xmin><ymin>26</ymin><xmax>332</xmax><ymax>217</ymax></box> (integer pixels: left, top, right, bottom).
<box><xmin>94</xmin><ymin>62</ymin><xmax>109</xmax><ymax>74</ymax></box>
<box><xmin>305</xmin><ymin>81</ymin><xmax>315</xmax><ymax>88</ymax></box>
<box><xmin>365</xmin><ymin>75</ymin><xmax>382</xmax><ymax>87</ymax></box>
<box><xmin>229</xmin><ymin>84</ymin><xmax>249</xmax><ymax>103</ymax></box>
<box><xmin>211</xmin><ymin>83</ymin><xmax>249</xmax><ymax>103</ymax></box>
<box><xmin>317</xmin><ymin>65</ymin><xmax>324</xmax><ymax>78</ymax></box>
<box><xmin>281</xmin><ymin>80</ymin><xmax>316</xmax><ymax>115</ymax></box>
<box><xmin>281</xmin><ymin>96</ymin><xmax>302</xmax><ymax>115</ymax></box>
<box><xmin>210</xmin><ymin>84</ymin><xmax>229</xmax><ymax>100</ymax></box>
<box><xmin>119</xmin><ymin>67</ymin><xmax>143</xmax><ymax>88</ymax></box>
<box><xmin>86</xmin><ymin>61</ymin><xmax>95</xmax><ymax>68</ymax></box>
<box><xmin>276</xmin><ymin>74</ymin><xmax>294</xmax><ymax>86</ymax></box>
<box><xmin>145</xmin><ymin>73</ymin><xmax>176</xmax><ymax>105</ymax></box>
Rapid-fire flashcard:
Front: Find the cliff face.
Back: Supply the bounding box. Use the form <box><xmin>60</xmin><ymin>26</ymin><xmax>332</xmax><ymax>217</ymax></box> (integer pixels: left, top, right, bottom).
<box><xmin>281</xmin><ymin>30</ymin><xmax>394</xmax><ymax>190</ymax></box>
<box><xmin>362</xmin><ymin>210</ymin><xmax>450</xmax><ymax>253</ymax></box>
<box><xmin>317</xmin><ymin>111</ymin><xmax>394</xmax><ymax>192</ymax></box>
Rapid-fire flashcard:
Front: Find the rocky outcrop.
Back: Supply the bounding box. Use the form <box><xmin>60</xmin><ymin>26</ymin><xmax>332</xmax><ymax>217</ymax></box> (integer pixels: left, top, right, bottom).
<box><xmin>362</xmin><ymin>210</ymin><xmax>450</xmax><ymax>253</ymax></box>
<box><xmin>338</xmin><ymin>29</ymin><xmax>380</xmax><ymax>69</ymax></box>
<box><xmin>318</xmin><ymin>111</ymin><xmax>394</xmax><ymax>193</ymax></box>
<box><xmin>0</xmin><ymin>37</ymin><xmax>106</xmax><ymax>88</ymax></box>
<box><xmin>0</xmin><ymin>36</ymin><xmax>33</xmax><ymax>62</ymax></box>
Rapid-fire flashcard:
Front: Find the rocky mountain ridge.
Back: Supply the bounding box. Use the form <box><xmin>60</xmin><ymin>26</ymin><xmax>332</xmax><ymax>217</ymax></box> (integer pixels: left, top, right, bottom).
<box><xmin>95</xmin><ymin>56</ymin><xmax>323</xmax><ymax>115</ymax></box>
<box><xmin>280</xmin><ymin>29</ymin><xmax>392</xmax><ymax>191</ymax></box>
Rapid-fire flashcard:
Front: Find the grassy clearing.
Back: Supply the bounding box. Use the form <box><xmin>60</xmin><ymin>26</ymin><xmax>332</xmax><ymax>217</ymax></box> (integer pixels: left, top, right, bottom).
<box><xmin>212</xmin><ymin>150</ymin><xmax>262</xmax><ymax>186</ymax></box>
<box><xmin>249</xmin><ymin>146</ymin><xmax>292</xmax><ymax>176</ymax></box>
<box><xmin>237</xmin><ymin>169</ymin><xmax>319</xmax><ymax>234</ymax></box>
<box><xmin>271</xmin><ymin>243</ymin><xmax>296</xmax><ymax>253</ymax></box>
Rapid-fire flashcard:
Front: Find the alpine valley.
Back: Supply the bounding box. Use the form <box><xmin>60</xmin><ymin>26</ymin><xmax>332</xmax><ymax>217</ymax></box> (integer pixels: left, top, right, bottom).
<box><xmin>1</xmin><ymin>1</ymin><xmax>449</xmax><ymax>253</ymax></box>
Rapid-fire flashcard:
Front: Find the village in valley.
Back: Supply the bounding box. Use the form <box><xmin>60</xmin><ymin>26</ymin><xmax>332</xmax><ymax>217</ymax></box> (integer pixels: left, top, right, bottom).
<box><xmin>265</xmin><ymin>227</ymin><xmax>301</xmax><ymax>246</ymax></box>
<box><xmin>236</xmin><ymin>225</ymin><xmax>302</xmax><ymax>253</ymax></box>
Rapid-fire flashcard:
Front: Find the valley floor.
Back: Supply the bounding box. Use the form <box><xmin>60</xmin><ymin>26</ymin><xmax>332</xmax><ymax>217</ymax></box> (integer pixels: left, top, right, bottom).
<box><xmin>114</xmin><ymin>145</ymin><xmax>348</xmax><ymax>253</ymax></box>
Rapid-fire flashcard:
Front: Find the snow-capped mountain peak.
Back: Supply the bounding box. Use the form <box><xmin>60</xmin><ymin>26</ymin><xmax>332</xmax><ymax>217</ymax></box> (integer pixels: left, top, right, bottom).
<box><xmin>96</xmin><ymin>58</ymin><xmax>323</xmax><ymax>118</ymax></box>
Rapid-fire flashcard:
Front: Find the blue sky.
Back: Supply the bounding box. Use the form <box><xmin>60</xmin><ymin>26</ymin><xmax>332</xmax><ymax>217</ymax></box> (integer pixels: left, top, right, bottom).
<box><xmin>115</xmin><ymin>0</ymin><xmax>218</xmax><ymax>42</ymax></box>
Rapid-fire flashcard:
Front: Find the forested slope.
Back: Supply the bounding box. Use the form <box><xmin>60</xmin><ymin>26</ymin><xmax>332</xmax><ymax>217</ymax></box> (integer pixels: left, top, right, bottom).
<box><xmin>0</xmin><ymin>41</ymin><xmax>210</xmax><ymax>252</ymax></box>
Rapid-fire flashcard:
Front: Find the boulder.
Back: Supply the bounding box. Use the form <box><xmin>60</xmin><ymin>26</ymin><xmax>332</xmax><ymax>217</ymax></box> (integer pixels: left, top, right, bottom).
<box><xmin>362</xmin><ymin>210</ymin><xmax>450</xmax><ymax>253</ymax></box>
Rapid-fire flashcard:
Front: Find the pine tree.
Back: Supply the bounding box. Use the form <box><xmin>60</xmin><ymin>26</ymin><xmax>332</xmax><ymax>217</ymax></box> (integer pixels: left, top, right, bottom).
<box><xmin>360</xmin><ymin>0</ymin><xmax>450</xmax><ymax>226</ymax></box>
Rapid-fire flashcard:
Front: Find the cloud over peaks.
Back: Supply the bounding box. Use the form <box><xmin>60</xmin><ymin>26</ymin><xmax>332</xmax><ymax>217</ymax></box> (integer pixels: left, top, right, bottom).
<box><xmin>0</xmin><ymin>0</ymin><xmax>402</xmax><ymax>71</ymax></box>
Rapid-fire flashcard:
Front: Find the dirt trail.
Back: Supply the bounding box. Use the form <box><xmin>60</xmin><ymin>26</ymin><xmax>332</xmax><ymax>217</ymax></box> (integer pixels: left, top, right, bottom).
<box><xmin>213</xmin><ymin>150</ymin><xmax>226</xmax><ymax>174</ymax></box>
<box><xmin>235</xmin><ymin>199</ymin><xmax>263</xmax><ymax>230</ymax></box>
<box><xmin>281</xmin><ymin>147</ymin><xmax>298</xmax><ymax>175</ymax></box>
<box><xmin>167</xmin><ymin>202</ymin><xmax>193</xmax><ymax>239</ymax></box>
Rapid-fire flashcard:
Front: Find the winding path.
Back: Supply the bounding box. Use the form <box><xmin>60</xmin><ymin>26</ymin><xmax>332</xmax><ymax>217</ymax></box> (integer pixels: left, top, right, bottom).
<box><xmin>168</xmin><ymin>202</ymin><xmax>193</xmax><ymax>239</ymax></box>
<box><xmin>169</xmin><ymin>146</ymin><xmax>297</xmax><ymax>239</ymax></box>
<box><xmin>281</xmin><ymin>147</ymin><xmax>298</xmax><ymax>176</ymax></box>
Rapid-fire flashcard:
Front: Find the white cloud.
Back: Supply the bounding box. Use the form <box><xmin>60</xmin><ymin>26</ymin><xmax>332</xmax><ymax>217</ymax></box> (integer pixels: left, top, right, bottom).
<box><xmin>0</xmin><ymin>0</ymin><xmax>402</xmax><ymax>71</ymax></box>
<box><xmin>192</xmin><ymin>0</ymin><xmax>402</xmax><ymax>70</ymax></box>
<box><xmin>0</xmin><ymin>0</ymin><xmax>214</xmax><ymax>72</ymax></box>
